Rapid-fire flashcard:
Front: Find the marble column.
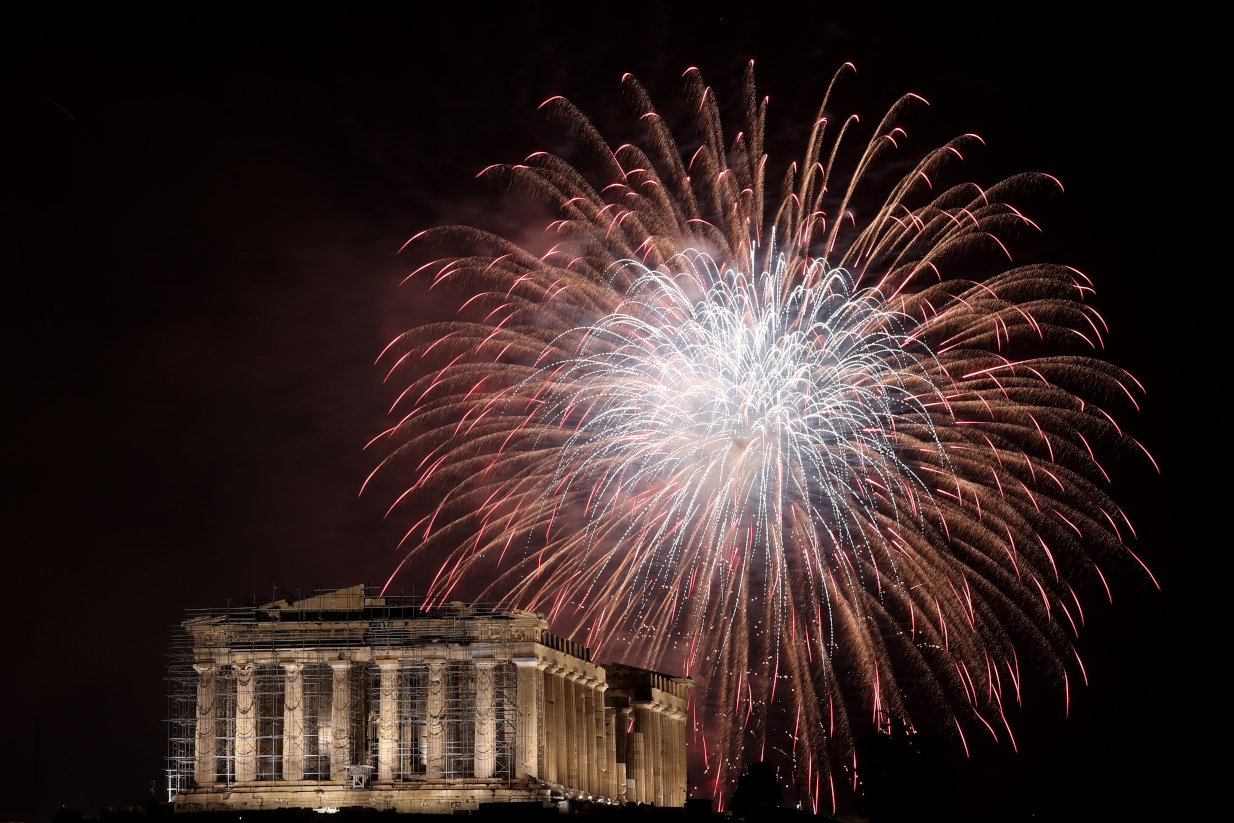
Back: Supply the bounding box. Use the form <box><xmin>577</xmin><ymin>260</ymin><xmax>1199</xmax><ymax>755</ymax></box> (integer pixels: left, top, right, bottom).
<box><xmin>281</xmin><ymin>662</ymin><xmax>305</xmax><ymax>781</ymax></box>
<box><xmin>650</xmin><ymin>704</ymin><xmax>665</xmax><ymax>806</ymax></box>
<box><xmin>663</xmin><ymin>705</ymin><xmax>674</xmax><ymax>805</ymax></box>
<box><xmin>192</xmin><ymin>664</ymin><xmax>217</xmax><ymax>785</ymax></box>
<box><xmin>539</xmin><ymin>665</ymin><xmax>556</xmax><ymax>783</ymax></box>
<box><xmin>672</xmin><ymin>709</ymin><xmax>686</xmax><ymax>805</ymax></box>
<box><xmin>603</xmin><ymin>706</ymin><xmax>617</xmax><ymax>800</ymax></box>
<box><xmin>593</xmin><ymin>682</ymin><xmax>608</xmax><ymax>798</ymax></box>
<box><xmin>510</xmin><ymin>659</ymin><xmax>545</xmax><ymax>780</ymax></box>
<box><xmin>618</xmin><ymin>707</ymin><xmax>632</xmax><ymax>803</ymax></box>
<box><xmin>628</xmin><ymin>727</ymin><xmax>645</xmax><ymax>802</ymax></box>
<box><xmin>402</xmin><ymin>695</ymin><xmax>417</xmax><ymax>775</ymax></box>
<box><xmin>634</xmin><ymin>702</ymin><xmax>655</xmax><ymax>804</ymax></box>
<box><xmin>581</xmin><ymin>677</ymin><xmax>597</xmax><ymax>794</ymax></box>
<box><xmin>665</xmin><ymin>708</ymin><xmax>678</xmax><ymax>806</ymax></box>
<box><xmin>376</xmin><ymin>660</ymin><xmax>400</xmax><ymax>782</ymax></box>
<box><xmin>473</xmin><ymin>660</ymin><xmax>498</xmax><ymax>778</ymax></box>
<box><xmin>233</xmin><ymin>662</ymin><xmax>257</xmax><ymax>782</ymax></box>
<box><xmin>327</xmin><ymin>660</ymin><xmax>352</xmax><ymax>780</ymax></box>
<box><xmin>565</xmin><ymin>672</ymin><xmax>582</xmax><ymax>790</ymax></box>
<box><xmin>425</xmin><ymin>660</ymin><xmax>447</xmax><ymax>779</ymax></box>
<box><xmin>552</xmin><ymin>666</ymin><xmax>567</xmax><ymax>785</ymax></box>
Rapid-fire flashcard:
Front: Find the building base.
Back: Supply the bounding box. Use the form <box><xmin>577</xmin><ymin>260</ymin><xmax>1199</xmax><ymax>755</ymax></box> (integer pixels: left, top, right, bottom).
<box><xmin>173</xmin><ymin>778</ymin><xmax>565</xmax><ymax>814</ymax></box>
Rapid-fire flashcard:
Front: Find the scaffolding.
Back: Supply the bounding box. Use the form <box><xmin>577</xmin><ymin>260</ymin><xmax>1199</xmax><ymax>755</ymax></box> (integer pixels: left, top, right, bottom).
<box><xmin>166</xmin><ymin>587</ymin><xmax>521</xmax><ymax>801</ymax></box>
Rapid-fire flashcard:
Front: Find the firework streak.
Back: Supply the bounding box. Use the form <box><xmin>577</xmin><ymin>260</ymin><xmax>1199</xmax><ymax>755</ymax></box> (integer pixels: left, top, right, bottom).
<box><xmin>366</xmin><ymin>64</ymin><xmax>1154</xmax><ymax>808</ymax></box>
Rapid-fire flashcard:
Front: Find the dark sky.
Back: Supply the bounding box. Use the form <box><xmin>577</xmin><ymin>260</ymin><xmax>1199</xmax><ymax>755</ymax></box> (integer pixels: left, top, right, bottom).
<box><xmin>3</xmin><ymin>4</ymin><xmax>1213</xmax><ymax>822</ymax></box>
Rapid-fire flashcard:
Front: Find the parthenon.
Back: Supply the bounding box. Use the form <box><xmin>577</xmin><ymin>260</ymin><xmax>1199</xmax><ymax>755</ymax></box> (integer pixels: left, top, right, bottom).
<box><xmin>167</xmin><ymin>586</ymin><xmax>690</xmax><ymax>812</ymax></box>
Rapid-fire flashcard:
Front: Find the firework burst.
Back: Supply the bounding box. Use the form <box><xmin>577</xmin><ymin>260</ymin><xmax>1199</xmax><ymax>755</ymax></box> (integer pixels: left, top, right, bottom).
<box><xmin>365</xmin><ymin>63</ymin><xmax>1154</xmax><ymax>809</ymax></box>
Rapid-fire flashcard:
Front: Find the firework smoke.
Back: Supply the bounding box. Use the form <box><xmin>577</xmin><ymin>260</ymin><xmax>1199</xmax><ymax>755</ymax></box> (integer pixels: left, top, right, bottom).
<box><xmin>365</xmin><ymin>63</ymin><xmax>1154</xmax><ymax>808</ymax></box>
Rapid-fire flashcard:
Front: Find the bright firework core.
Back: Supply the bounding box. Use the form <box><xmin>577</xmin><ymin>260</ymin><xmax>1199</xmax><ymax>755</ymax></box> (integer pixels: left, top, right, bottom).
<box><xmin>369</xmin><ymin>64</ymin><xmax>1154</xmax><ymax>809</ymax></box>
<box><xmin>547</xmin><ymin>248</ymin><xmax>946</xmax><ymax>622</ymax></box>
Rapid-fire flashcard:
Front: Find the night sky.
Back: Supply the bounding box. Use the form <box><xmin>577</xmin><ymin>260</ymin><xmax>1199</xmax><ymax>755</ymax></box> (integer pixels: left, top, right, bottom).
<box><xmin>4</xmin><ymin>4</ymin><xmax>1213</xmax><ymax>822</ymax></box>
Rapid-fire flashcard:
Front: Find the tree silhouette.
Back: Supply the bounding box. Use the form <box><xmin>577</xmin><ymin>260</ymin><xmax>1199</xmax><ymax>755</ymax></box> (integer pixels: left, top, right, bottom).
<box><xmin>729</xmin><ymin>760</ymin><xmax>785</xmax><ymax>819</ymax></box>
<box><xmin>857</xmin><ymin>715</ymin><xmax>961</xmax><ymax>822</ymax></box>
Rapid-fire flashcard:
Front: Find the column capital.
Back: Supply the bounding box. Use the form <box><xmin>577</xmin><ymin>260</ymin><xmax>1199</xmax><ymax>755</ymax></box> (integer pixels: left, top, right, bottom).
<box><xmin>327</xmin><ymin>658</ymin><xmax>351</xmax><ymax>672</ymax></box>
<box><xmin>280</xmin><ymin>661</ymin><xmax>305</xmax><ymax>674</ymax></box>
<box><xmin>375</xmin><ymin>658</ymin><xmax>401</xmax><ymax>671</ymax></box>
<box><xmin>510</xmin><ymin>657</ymin><xmax>544</xmax><ymax>669</ymax></box>
<box><xmin>192</xmin><ymin>663</ymin><xmax>217</xmax><ymax>675</ymax></box>
<box><xmin>474</xmin><ymin>658</ymin><xmax>501</xmax><ymax>670</ymax></box>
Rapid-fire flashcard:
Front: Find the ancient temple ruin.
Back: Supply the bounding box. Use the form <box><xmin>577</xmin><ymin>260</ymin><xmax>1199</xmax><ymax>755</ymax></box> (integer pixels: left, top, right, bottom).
<box><xmin>167</xmin><ymin>586</ymin><xmax>690</xmax><ymax>812</ymax></box>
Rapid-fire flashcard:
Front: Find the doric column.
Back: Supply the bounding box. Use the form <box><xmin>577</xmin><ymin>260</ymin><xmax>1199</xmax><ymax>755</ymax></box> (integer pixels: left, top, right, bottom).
<box><xmin>541</xmin><ymin>665</ymin><xmax>556</xmax><ymax>784</ymax></box>
<box><xmin>650</xmin><ymin>703</ymin><xmax>665</xmax><ymax>806</ymax></box>
<box><xmin>552</xmin><ymin>666</ymin><xmax>567</xmax><ymax>785</ymax></box>
<box><xmin>192</xmin><ymin>664</ymin><xmax>217</xmax><ymax>785</ymax></box>
<box><xmin>629</xmin><ymin>703</ymin><xmax>648</xmax><ymax>804</ymax></box>
<box><xmin>540</xmin><ymin>665</ymin><xmax>556</xmax><ymax>783</ymax></box>
<box><xmin>592</xmin><ymin>682</ymin><xmax>609</xmax><ymax>798</ymax></box>
<box><xmin>635</xmin><ymin>702</ymin><xmax>658</xmax><ymax>804</ymax></box>
<box><xmin>664</xmin><ymin>708</ymin><xmax>678</xmax><ymax>806</ymax></box>
<box><xmin>233</xmin><ymin>662</ymin><xmax>257</xmax><ymax>782</ymax></box>
<box><xmin>680</xmin><ymin>710</ymin><xmax>689</xmax><ymax>804</ymax></box>
<box><xmin>561</xmin><ymin>670</ymin><xmax>575</xmax><ymax>788</ymax></box>
<box><xmin>511</xmin><ymin>659</ymin><xmax>544</xmax><ymax>780</ymax></box>
<box><xmin>402</xmin><ymin>697</ymin><xmax>417</xmax><ymax>774</ymax></box>
<box><xmin>603</xmin><ymin>706</ymin><xmax>616</xmax><ymax>801</ymax></box>
<box><xmin>376</xmin><ymin>660</ymin><xmax>400</xmax><ymax>782</ymax></box>
<box><xmin>473</xmin><ymin>660</ymin><xmax>499</xmax><ymax>778</ymax></box>
<box><xmin>662</xmin><ymin>704</ymin><xmax>673</xmax><ymax>805</ymax></box>
<box><xmin>581</xmin><ymin>677</ymin><xmax>597</xmax><ymax>794</ymax></box>
<box><xmin>676</xmin><ymin>710</ymin><xmax>686</xmax><ymax>804</ymax></box>
<box><xmin>565</xmin><ymin>671</ymin><xmax>583</xmax><ymax>790</ymax></box>
<box><xmin>425</xmin><ymin>660</ymin><xmax>447</xmax><ymax>779</ymax></box>
<box><xmin>618</xmin><ymin>707</ymin><xmax>633</xmax><ymax>804</ymax></box>
<box><xmin>280</xmin><ymin>662</ymin><xmax>305</xmax><ymax>781</ymax></box>
<box><xmin>327</xmin><ymin>660</ymin><xmax>352</xmax><ymax>780</ymax></box>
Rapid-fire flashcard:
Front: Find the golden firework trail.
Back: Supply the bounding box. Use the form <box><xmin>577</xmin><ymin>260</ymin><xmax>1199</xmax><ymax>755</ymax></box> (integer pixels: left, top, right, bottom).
<box><xmin>365</xmin><ymin>63</ymin><xmax>1155</xmax><ymax>810</ymax></box>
